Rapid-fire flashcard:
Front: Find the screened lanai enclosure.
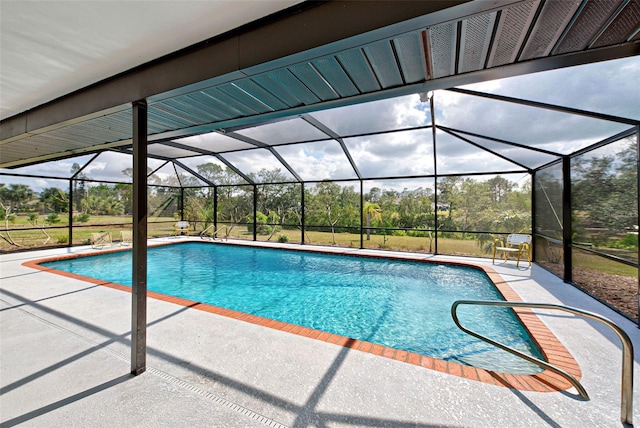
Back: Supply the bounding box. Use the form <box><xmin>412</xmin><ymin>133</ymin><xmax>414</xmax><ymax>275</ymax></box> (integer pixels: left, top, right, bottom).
<box><xmin>1</xmin><ymin>0</ymin><xmax>639</xmax><ymax>327</ymax></box>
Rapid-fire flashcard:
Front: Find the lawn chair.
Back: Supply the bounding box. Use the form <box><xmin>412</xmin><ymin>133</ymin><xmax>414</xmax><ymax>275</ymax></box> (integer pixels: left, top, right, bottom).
<box><xmin>174</xmin><ymin>221</ymin><xmax>190</xmax><ymax>236</ymax></box>
<box><xmin>492</xmin><ymin>234</ymin><xmax>531</xmax><ymax>267</ymax></box>
<box><xmin>90</xmin><ymin>232</ymin><xmax>112</xmax><ymax>249</ymax></box>
<box><xmin>120</xmin><ymin>230</ymin><xmax>132</xmax><ymax>246</ymax></box>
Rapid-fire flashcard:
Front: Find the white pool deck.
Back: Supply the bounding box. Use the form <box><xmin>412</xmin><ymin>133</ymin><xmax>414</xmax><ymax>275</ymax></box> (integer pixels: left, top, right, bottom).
<box><xmin>1</xmin><ymin>238</ymin><xmax>639</xmax><ymax>427</ymax></box>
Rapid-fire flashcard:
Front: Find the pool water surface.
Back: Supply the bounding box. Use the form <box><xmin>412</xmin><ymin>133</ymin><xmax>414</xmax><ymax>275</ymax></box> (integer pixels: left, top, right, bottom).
<box><xmin>42</xmin><ymin>242</ymin><xmax>544</xmax><ymax>373</ymax></box>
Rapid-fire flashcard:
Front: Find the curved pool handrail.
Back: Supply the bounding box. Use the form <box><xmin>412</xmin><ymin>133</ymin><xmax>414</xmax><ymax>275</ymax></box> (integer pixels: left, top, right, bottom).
<box><xmin>451</xmin><ymin>300</ymin><xmax>634</xmax><ymax>425</ymax></box>
<box><xmin>200</xmin><ymin>225</ymin><xmax>227</xmax><ymax>240</ymax></box>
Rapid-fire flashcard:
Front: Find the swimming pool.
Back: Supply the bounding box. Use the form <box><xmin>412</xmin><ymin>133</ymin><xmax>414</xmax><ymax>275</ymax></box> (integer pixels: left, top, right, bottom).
<box><xmin>41</xmin><ymin>242</ymin><xmax>544</xmax><ymax>373</ymax></box>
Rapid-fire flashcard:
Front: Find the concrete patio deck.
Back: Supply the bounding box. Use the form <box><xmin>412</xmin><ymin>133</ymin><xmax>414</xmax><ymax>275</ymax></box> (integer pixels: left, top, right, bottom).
<box><xmin>1</xmin><ymin>239</ymin><xmax>638</xmax><ymax>427</ymax></box>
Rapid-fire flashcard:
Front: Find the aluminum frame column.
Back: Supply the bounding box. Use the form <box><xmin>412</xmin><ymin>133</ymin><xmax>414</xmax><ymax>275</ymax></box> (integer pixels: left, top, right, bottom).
<box><xmin>68</xmin><ymin>179</ymin><xmax>73</xmax><ymax>247</ymax></box>
<box><xmin>180</xmin><ymin>187</ymin><xmax>185</xmax><ymax>221</ymax></box>
<box><xmin>562</xmin><ymin>156</ymin><xmax>572</xmax><ymax>283</ymax></box>
<box><xmin>636</xmin><ymin>125</ymin><xmax>639</xmax><ymax>327</ymax></box>
<box><xmin>253</xmin><ymin>185</ymin><xmax>257</xmax><ymax>241</ymax></box>
<box><xmin>213</xmin><ymin>186</ymin><xmax>218</xmax><ymax>237</ymax></box>
<box><xmin>131</xmin><ymin>100</ymin><xmax>148</xmax><ymax>375</ymax></box>
<box><xmin>430</xmin><ymin>94</ymin><xmax>438</xmax><ymax>254</ymax></box>
<box><xmin>530</xmin><ymin>172</ymin><xmax>536</xmax><ymax>263</ymax></box>
<box><xmin>360</xmin><ymin>180</ymin><xmax>364</xmax><ymax>249</ymax></box>
<box><xmin>301</xmin><ymin>182</ymin><xmax>306</xmax><ymax>244</ymax></box>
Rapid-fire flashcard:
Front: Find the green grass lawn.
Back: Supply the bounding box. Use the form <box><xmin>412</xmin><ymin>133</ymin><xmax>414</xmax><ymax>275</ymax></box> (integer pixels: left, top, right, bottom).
<box><xmin>0</xmin><ymin>214</ymin><xmax>175</xmax><ymax>248</ymax></box>
<box><xmin>2</xmin><ymin>217</ymin><xmax>636</xmax><ymax>279</ymax></box>
<box><xmin>246</xmin><ymin>227</ymin><xmax>502</xmax><ymax>258</ymax></box>
<box><xmin>573</xmin><ymin>251</ymin><xmax>637</xmax><ymax>277</ymax></box>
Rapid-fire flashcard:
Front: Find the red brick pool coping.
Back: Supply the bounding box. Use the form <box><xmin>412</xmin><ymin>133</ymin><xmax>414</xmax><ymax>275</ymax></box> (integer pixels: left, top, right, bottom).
<box><xmin>23</xmin><ymin>241</ymin><xmax>582</xmax><ymax>394</ymax></box>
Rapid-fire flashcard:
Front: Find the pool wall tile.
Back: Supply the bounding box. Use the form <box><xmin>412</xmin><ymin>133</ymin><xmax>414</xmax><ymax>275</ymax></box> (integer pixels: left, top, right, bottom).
<box><xmin>433</xmin><ymin>359</ymin><xmax>448</xmax><ymax>373</ymax></box>
<box><xmin>382</xmin><ymin>347</ymin><xmax>396</xmax><ymax>359</ymax></box>
<box><xmin>370</xmin><ymin>344</ymin><xmax>384</xmax><ymax>356</ymax></box>
<box><xmin>407</xmin><ymin>352</ymin><xmax>421</xmax><ymax>366</ymax></box>
<box><xmin>461</xmin><ymin>365</ymin><xmax>480</xmax><ymax>382</ymax></box>
<box><xmin>349</xmin><ymin>339</ymin><xmax>365</xmax><ymax>350</ymax></box>
<box><xmin>448</xmin><ymin>362</ymin><xmax>463</xmax><ymax>377</ymax></box>
<box><xmin>358</xmin><ymin>341</ymin><xmax>373</xmax><ymax>353</ymax></box>
<box><xmin>419</xmin><ymin>356</ymin><xmax>435</xmax><ymax>370</ymax></box>
<box><xmin>393</xmin><ymin>350</ymin><xmax>408</xmax><ymax>362</ymax></box>
<box><xmin>316</xmin><ymin>331</ymin><xmax>331</xmax><ymax>341</ymax></box>
<box><xmin>476</xmin><ymin>368</ymin><xmax>498</xmax><ymax>386</ymax></box>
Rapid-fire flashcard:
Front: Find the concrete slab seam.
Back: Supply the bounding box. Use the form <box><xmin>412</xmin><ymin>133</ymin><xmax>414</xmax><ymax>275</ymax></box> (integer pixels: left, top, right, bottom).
<box><xmin>146</xmin><ymin>367</ymin><xmax>289</xmax><ymax>428</ymax></box>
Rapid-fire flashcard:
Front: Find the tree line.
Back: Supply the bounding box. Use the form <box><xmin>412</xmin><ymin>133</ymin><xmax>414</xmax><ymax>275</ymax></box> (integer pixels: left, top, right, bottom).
<box><xmin>0</xmin><ymin>161</ymin><xmax>533</xmax><ymax>242</ymax></box>
<box><xmin>4</xmin><ymin>138</ymin><xmax>634</xmax><ymax>252</ymax></box>
<box><xmin>535</xmin><ymin>139</ymin><xmax>637</xmax><ymax>250</ymax></box>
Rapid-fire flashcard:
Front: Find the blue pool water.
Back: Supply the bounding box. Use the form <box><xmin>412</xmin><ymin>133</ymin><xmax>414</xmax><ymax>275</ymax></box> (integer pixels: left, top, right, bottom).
<box><xmin>43</xmin><ymin>242</ymin><xmax>543</xmax><ymax>373</ymax></box>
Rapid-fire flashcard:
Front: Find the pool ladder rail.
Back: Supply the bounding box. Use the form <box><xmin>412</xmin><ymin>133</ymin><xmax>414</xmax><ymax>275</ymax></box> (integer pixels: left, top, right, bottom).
<box><xmin>200</xmin><ymin>225</ymin><xmax>229</xmax><ymax>241</ymax></box>
<box><xmin>451</xmin><ymin>300</ymin><xmax>634</xmax><ymax>425</ymax></box>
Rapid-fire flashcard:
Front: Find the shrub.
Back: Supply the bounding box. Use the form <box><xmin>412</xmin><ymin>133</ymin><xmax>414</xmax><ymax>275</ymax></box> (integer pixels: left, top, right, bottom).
<box><xmin>612</xmin><ymin>234</ymin><xmax>638</xmax><ymax>250</ymax></box>
<box><xmin>46</xmin><ymin>212</ymin><xmax>61</xmax><ymax>224</ymax></box>
<box><xmin>248</xmin><ymin>211</ymin><xmax>282</xmax><ymax>235</ymax></box>
<box><xmin>74</xmin><ymin>213</ymin><xmax>91</xmax><ymax>223</ymax></box>
<box><xmin>406</xmin><ymin>228</ymin><xmax>429</xmax><ymax>237</ymax></box>
<box><xmin>56</xmin><ymin>235</ymin><xmax>69</xmax><ymax>244</ymax></box>
<box><xmin>247</xmin><ymin>211</ymin><xmax>268</xmax><ymax>234</ymax></box>
<box><xmin>277</xmin><ymin>235</ymin><xmax>289</xmax><ymax>243</ymax></box>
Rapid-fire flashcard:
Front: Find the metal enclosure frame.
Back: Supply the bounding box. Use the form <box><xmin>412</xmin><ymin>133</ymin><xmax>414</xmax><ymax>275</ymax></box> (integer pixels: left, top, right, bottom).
<box><xmin>1</xmin><ymin>1</ymin><xmax>639</xmax><ymax>377</ymax></box>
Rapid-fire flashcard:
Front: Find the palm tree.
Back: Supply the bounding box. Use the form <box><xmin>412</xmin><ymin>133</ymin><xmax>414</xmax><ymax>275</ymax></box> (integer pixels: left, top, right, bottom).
<box><xmin>363</xmin><ymin>202</ymin><xmax>382</xmax><ymax>240</ymax></box>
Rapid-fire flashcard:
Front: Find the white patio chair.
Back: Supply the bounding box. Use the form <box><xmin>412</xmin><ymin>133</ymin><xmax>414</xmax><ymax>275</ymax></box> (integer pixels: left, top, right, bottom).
<box><xmin>174</xmin><ymin>221</ymin><xmax>190</xmax><ymax>236</ymax></box>
<box><xmin>492</xmin><ymin>234</ymin><xmax>531</xmax><ymax>267</ymax></box>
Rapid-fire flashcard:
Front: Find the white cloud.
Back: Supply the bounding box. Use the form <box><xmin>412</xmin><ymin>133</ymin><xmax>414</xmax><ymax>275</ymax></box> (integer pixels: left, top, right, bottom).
<box><xmin>276</xmin><ymin>142</ymin><xmax>357</xmax><ymax>181</ymax></box>
<box><xmin>220</xmin><ymin>149</ymin><xmax>296</xmax><ymax>182</ymax></box>
<box><xmin>393</xmin><ymin>96</ymin><xmax>431</xmax><ymax>127</ymax></box>
<box><xmin>433</xmin><ymin>85</ymin><xmax>629</xmax><ymax>155</ymax></box>
<box><xmin>309</xmin><ymin>94</ymin><xmax>430</xmax><ymax>136</ymax></box>
<box><xmin>345</xmin><ymin>128</ymin><xmax>435</xmax><ymax>178</ymax></box>
<box><xmin>78</xmin><ymin>152</ymin><xmax>132</xmax><ymax>182</ymax></box>
<box><xmin>363</xmin><ymin>178</ymin><xmax>435</xmax><ymax>193</ymax></box>
<box><xmin>462</xmin><ymin>56</ymin><xmax>640</xmax><ymax>120</ymax></box>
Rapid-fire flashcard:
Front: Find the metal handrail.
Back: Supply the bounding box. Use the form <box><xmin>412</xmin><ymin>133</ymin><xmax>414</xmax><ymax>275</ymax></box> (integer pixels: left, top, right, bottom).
<box><xmin>451</xmin><ymin>300</ymin><xmax>634</xmax><ymax>425</ymax></box>
<box><xmin>200</xmin><ymin>224</ymin><xmax>215</xmax><ymax>239</ymax></box>
<box><xmin>199</xmin><ymin>225</ymin><xmax>228</xmax><ymax>240</ymax></box>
